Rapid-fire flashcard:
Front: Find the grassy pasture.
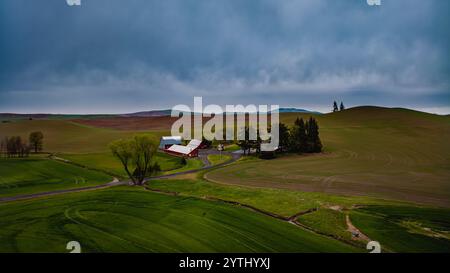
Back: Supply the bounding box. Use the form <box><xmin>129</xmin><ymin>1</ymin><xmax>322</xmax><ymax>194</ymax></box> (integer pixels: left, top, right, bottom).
<box><xmin>207</xmin><ymin>154</ymin><xmax>232</xmax><ymax>166</ymax></box>
<box><xmin>207</xmin><ymin>107</ymin><xmax>450</xmax><ymax>207</ymax></box>
<box><xmin>61</xmin><ymin>152</ymin><xmax>184</xmax><ymax>178</ymax></box>
<box><xmin>147</xmin><ymin>178</ymin><xmax>398</xmax><ymax>217</ymax></box>
<box><xmin>148</xmin><ymin>178</ymin><xmax>450</xmax><ymax>252</ymax></box>
<box><xmin>0</xmin><ymin>187</ymin><xmax>359</xmax><ymax>253</ymax></box>
<box><xmin>163</xmin><ymin>158</ymin><xmax>204</xmax><ymax>175</ymax></box>
<box><xmin>0</xmin><ymin>157</ymin><xmax>111</xmax><ymax>198</ymax></box>
<box><xmin>297</xmin><ymin>209</ymin><xmax>351</xmax><ymax>241</ymax></box>
<box><xmin>350</xmin><ymin>205</ymin><xmax>450</xmax><ymax>252</ymax></box>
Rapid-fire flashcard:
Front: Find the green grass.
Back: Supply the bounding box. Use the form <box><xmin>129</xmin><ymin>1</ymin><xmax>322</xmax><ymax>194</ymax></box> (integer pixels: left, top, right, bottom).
<box><xmin>223</xmin><ymin>144</ymin><xmax>241</xmax><ymax>152</ymax></box>
<box><xmin>0</xmin><ymin>187</ymin><xmax>359</xmax><ymax>253</ymax></box>
<box><xmin>207</xmin><ymin>107</ymin><xmax>450</xmax><ymax>207</ymax></box>
<box><xmin>207</xmin><ymin>154</ymin><xmax>232</xmax><ymax>166</ymax></box>
<box><xmin>350</xmin><ymin>205</ymin><xmax>450</xmax><ymax>252</ymax></box>
<box><xmin>147</xmin><ymin>178</ymin><xmax>399</xmax><ymax>217</ymax></box>
<box><xmin>61</xmin><ymin>152</ymin><xmax>184</xmax><ymax>178</ymax></box>
<box><xmin>297</xmin><ymin>209</ymin><xmax>351</xmax><ymax>241</ymax></box>
<box><xmin>163</xmin><ymin>158</ymin><xmax>204</xmax><ymax>175</ymax></box>
<box><xmin>148</xmin><ymin>178</ymin><xmax>450</xmax><ymax>252</ymax></box>
<box><xmin>0</xmin><ymin>157</ymin><xmax>111</xmax><ymax>198</ymax></box>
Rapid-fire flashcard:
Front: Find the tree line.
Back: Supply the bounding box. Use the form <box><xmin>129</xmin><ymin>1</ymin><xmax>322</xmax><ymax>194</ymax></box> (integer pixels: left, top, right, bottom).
<box><xmin>0</xmin><ymin>131</ymin><xmax>44</xmax><ymax>158</ymax></box>
<box><xmin>235</xmin><ymin>116</ymin><xmax>323</xmax><ymax>157</ymax></box>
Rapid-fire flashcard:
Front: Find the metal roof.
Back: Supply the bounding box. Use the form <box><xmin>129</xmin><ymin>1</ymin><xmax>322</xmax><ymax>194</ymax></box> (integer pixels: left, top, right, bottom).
<box><xmin>186</xmin><ymin>139</ymin><xmax>202</xmax><ymax>149</ymax></box>
<box><xmin>167</xmin><ymin>144</ymin><xmax>193</xmax><ymax>155</ymax></box>
<box><xmin>161</xmin><ymin>136</ymin><xmax>182</xmax><ymax>141</ymax></box>
<box><xmin>166</xmin><ymin>139</ymin><xmax>202</xmax><ymax>155</ymax></box>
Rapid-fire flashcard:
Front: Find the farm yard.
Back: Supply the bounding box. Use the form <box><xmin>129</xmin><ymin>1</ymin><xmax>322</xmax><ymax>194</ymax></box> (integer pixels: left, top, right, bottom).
<box><xmin>0</xmin><ymin>106</ymin><xmax>450</xmax><ymax>253</ymax></box>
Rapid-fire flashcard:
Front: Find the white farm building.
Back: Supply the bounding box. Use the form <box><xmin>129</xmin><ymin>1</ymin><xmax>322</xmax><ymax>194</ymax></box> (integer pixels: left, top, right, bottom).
<box><xmin>158</xmin><ymin>136</ymin><xmax>182</xmax><ymax>149</ymax></box>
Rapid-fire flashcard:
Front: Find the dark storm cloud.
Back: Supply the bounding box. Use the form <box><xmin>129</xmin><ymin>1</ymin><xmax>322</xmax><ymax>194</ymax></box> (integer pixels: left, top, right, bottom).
<box><xmin>0</xmin><ymin>0</ymin><xmax>449</xmax><ymax>113</ymax></box>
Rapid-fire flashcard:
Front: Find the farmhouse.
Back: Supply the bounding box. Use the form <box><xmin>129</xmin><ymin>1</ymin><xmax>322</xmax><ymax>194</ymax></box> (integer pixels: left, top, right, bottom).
<box><xmin>158</xmin><ymin>136</ymin><xmax>182</xmax><ymax>149</ymax></box>
<box><xmin>164</xmin><ymin>139</ymin><xmax>202</xmax><ymax>158</ymax></box>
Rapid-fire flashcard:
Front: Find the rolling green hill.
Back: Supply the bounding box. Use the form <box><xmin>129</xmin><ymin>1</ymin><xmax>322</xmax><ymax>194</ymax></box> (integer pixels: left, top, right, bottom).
<box><xmin>0</xmin><ymin>157</ymin><xmax>111</xmax><ymax>198</ymax></box>
<box><xmin>0</xmin><ymin>187</ymin><xmax>359</xmax><ymax>253</ymax></box>
<box><xmin>207</xmin><ymin>107</ymin><xmax>450</xmax><ymax>207</ymax></box>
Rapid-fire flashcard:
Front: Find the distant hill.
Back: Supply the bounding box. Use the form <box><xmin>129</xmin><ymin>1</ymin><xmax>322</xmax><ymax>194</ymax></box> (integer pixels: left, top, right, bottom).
<box><xmin>120</xmin><ymin>109</ymin><xmax>172</xmax><ymax>117</ymax></box>
<box><xmin>120</xmin><ymin>107</ymin><xmax>320</xmax><ymax>117</ymax></box>
<box><xmin>278</xmin><ymin>108</ymin><xmax>321</xmax><ymax>114</ymax></box>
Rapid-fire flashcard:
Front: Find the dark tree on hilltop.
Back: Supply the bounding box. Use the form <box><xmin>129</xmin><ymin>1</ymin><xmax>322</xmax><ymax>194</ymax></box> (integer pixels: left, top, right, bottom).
<box><xmin>340</xmin><ymin>102</ymin><xmax>345</xmax><ymax>111</ymax></box>
<box><xmin>333</xmin><ymin>101</ymin><xmax>339</xmax><ymax>112</ymax></box>
<box><xmin>29</xmin><ymin>131</ymin><xmax>44</xmax><ymax>153</ymax></box>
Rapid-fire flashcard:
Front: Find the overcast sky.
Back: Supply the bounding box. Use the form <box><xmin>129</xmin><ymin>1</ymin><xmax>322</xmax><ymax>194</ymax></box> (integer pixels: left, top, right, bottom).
<box><xmin>0</xmin><ymin>0</ymin><xmax>449</xmax><ymax>114</ymax></box>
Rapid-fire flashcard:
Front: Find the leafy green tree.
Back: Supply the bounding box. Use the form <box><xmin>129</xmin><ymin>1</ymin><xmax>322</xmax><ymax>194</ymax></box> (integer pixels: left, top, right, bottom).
<box><xmin>29</xmin><ymin>131</ymin><xmax>44</xmax><ymax>153</ymax></box>
<box><xmin>4</xmin><ymin>136</ymin><xmax>30</xmax><ymax>158</ymax></box>
<box><xmin>110</xmin><ymin>135</ymin><xmax>160</xmax><ymax>185</ymax></box>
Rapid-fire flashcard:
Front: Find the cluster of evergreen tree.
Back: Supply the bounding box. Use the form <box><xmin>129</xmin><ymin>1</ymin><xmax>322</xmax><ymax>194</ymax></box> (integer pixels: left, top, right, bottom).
<box><xmin>234</xmin><ymin>117</ymin><xmax>322</xmax><ymax>157</ymax></box>
<box><xmin>279</xmin><ymin>117</ymin><xmax>322</xmax><ymax>153</ymax></box>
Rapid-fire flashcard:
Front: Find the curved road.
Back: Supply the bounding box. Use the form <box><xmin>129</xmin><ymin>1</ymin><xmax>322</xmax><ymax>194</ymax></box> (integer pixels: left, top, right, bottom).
<box><xmin>0</xmin><ymin>150</ymin><xmax>241</xmax><ymax>203</ymax></box>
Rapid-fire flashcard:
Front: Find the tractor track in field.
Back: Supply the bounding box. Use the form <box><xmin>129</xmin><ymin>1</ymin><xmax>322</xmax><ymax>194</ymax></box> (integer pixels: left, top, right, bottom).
<box><xmin>0</xmin><ymin>178</ymin><xmax>125</xmax><ymax>203</ymax></box>
<box><xmin>143</xmin><ymin>185</ymin><xmax>365</xmax><ymax>250</ymax></box>
<box><xmin>0</xmin><ymin>151</ymin><xmax>240</xmax><ymax>203</ymax></box>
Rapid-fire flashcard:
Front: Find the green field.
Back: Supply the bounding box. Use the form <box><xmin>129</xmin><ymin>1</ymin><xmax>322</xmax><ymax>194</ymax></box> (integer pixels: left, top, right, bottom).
<box><xmin>0</xmin><ymin>187</ymin><xmax>359</xmax><ymax>253</ymax></box>
<box><xmin>297</xmin><ymin>208</ymin><xmax>351</xmax><ymax>242</ymax></box>
<box><xmin>0</xmin><ymin>157</ymin><xmax>111</xmax><ymax>198</ymax></box>
<box><xmin>207</xmin><ymin>154</ymin><xmax>232</xmax><ymax>166</ymax></box>
<box><xmin>163</xmin><ymin>158</ymin><xmax>204</xmax><ymax>175</ymax></box>
<box><xmin>207</xmin><ymin>107</ymin><xmax>450</xmax><ymax>207</ymax></box>
<box><xmin>148</xmin><ymin>178</ymin><xmax>450</xmax><ymax>252</ymax></box>
<box><xmin>350</xmin><ymin>205</ymin><xmax>450</xmax><ymax>252</ymax></box>
<box><xmin>1</xmin><ymin>107</ymin><xmax>449</xmax><ymax>253</ymax></box>
<box><xmin>61</xmin><ymin>152</ymin><xmax>184</xmax><ymax>178</ymax></box>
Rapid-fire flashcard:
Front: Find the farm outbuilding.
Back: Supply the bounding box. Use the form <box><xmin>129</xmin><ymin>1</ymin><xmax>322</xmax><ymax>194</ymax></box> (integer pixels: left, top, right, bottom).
<box><xmin>164</xmin><ymin>139</ymin><xmax>202</xmax><ymax>158</ymax></box>
<box><xmin>158</xmin><ymin>136</ymin><xmax>182</xmax><ymax>149</ymax></box>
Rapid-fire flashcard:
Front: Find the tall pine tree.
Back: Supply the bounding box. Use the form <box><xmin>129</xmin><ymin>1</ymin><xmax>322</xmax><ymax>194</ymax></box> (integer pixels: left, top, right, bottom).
<box><xmin>306</xmin><ymin>117</ymin><xmax>323</xmax><ymax>153</ymax></box>
<box><xmin>333</xmin><ymin>101</ymin><xmax>339</xmax><ymax>112</ymax></box>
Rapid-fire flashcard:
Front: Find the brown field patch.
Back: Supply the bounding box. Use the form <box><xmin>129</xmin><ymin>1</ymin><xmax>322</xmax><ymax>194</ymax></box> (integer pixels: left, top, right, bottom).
<box><xmin>72</xmin><ymin>116</ymin><xmax>177</xmax><ymax>131</ymax></box>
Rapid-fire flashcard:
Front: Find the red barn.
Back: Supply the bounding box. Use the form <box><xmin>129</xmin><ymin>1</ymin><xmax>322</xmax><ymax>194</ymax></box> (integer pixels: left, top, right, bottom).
<box><xmin>164</xmin><ymin>139</ymin><xmax>202</xmax><ymax>158</ymax></box>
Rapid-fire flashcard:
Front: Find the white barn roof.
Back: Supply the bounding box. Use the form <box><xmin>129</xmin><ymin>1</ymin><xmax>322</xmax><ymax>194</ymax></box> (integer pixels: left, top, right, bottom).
<box><xmin>167</xmin><ymin>144</ymin><xmax>193</xmax><ymax>155</ymax></box>
<box><xmin>166</xmin><ymin>139</ymin><xmax>202</xmax><ymax>155</ymax></box>
<box><xmin>162</xmin><ymin>136</ymin><xmax>182</xmax><ymax>141</ymax></box>
<box><xmin>186</xmin><ymin>139</ymin><xmax>202</xmax><ymax>149</ymax></box>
